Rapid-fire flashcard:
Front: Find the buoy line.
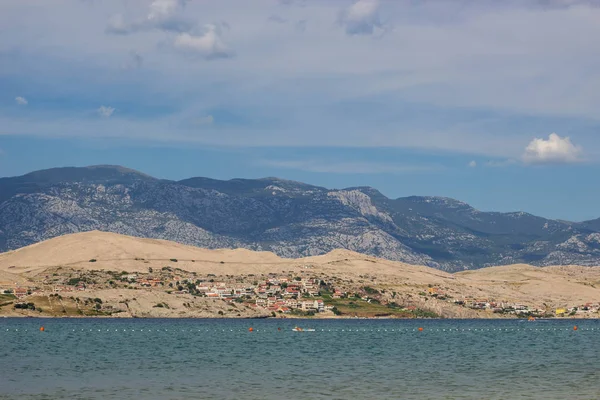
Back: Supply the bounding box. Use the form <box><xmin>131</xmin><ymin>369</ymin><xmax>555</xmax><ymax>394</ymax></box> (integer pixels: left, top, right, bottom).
<box><xmin>1</xmin><ymin>325</ymin><xmax>595</xmax><ymax>335</ymax></box>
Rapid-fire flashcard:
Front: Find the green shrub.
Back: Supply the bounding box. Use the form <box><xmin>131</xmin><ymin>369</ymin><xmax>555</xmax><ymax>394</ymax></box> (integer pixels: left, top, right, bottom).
<box><xmin>67</xmin><ymin>278</ymin><xmax>81</xmax><ymax>286</ymax></box>
<box><xmin>362</xmin><ymin>286</ymin><xmax>380</xmax><ymax>295</ymax></box>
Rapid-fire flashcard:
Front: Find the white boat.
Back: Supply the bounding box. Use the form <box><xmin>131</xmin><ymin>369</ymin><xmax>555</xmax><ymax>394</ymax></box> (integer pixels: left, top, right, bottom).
<box><xmin>292</xmin><ymin>327</ymin><xmax>316</xmax><ymax>332</ymax></box>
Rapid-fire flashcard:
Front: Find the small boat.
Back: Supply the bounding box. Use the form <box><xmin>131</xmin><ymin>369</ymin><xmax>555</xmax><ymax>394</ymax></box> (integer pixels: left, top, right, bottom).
<box><xmin>292</xmin><ymin>327</ymin><xmax>315</xmax><ymax>332</ymax></box>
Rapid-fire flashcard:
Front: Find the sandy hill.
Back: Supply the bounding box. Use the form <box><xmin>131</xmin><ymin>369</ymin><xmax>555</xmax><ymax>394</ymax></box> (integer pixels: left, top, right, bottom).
<box><xmin>1</xmin><ymin>231</ymin><xmax>600</xmax><ymax>309</ymax></box>
<box><xmin>0</xmin><ymin>231</ymin><xmax>454</xmax><ymax>282</ymax></box>
<box><xmin>0</xmin><ymin>231</ymin><xmax>285</xmax><ymax>274</ymax></box>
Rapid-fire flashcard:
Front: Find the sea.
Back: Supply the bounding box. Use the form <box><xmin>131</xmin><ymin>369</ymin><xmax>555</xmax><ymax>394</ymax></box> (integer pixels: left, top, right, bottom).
<box><xmin>1</xmin><ymin>318</ymin><xmax>599</xmax><ymax>400</ymax></box>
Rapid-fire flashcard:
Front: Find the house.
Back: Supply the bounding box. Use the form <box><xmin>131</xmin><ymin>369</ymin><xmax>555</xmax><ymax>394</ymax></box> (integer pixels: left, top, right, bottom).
<box><xmin>284</xmin><ymin>299</ymin><xmax>298</xmax><ymax>308</ymax></box>
<box><xmin>14</xmin><ymin>287</ymin><xmax>28</xmax><ymax>299</ymax></box>
<box><xmin>256</xmin><ymin>299</ymin><xmax>267</xmax><ymax>307</ymax></box>
<box><xmin>316</xmin><ymin>299</ymin><xmax>324</xmax><ymax>312</ymax></box>
<box><xmin>284</xmin><ymin>287</ymin><xmax>300</xmax><ymax>298</ymax></box>
<box><xmin>300</xmin><ymin>300</ymin><xmax>323</xmax><ymax>312</ymax></box>
<box><xmin>267</xmin><ymin>297</ymin><xmax>277</xmax><ymax>306</ymax></box>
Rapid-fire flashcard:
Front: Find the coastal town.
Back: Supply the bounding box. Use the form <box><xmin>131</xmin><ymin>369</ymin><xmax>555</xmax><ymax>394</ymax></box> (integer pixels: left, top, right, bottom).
<box><xmin>2</xmin><ymin>262</ymin><xmax>599</xmax><ymax>318</ymax></box>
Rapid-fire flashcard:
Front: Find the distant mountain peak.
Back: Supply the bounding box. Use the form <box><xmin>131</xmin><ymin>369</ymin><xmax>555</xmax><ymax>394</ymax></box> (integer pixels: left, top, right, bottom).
<box><xmin>84</xmin><ymin>164</ymin><xmax>152</xmax><ymax>176</ymax></box>
<box><xmin>17</xmin><ymin>165</ymin><xmax>154</xmax><ymax>182</ymax></box>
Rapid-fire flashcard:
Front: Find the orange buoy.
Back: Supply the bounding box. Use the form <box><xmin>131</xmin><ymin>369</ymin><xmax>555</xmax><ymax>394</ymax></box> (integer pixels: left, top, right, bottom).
<box><xmin>248</xmin><ymin>327</ymin><xmax>254</xmax><ymax>332</ymax></box>
<box><xmin>39</xmin><ymin>326</ymin><xmax>45</xmax><ymax>332</ymax></box>
<box><xmin>573</xmin><ymin>326</ymin><xmax>578</xmax><ymax>331</ymax></box>
<box><xmin>277</xmin><ymin>327</ymin><xmax>281</xmax><ymax>331</ymax></box>
<box><xmin>418</xmin><ymin>327</ymin><xmax>423</xmax><ymax>332</ymax></box>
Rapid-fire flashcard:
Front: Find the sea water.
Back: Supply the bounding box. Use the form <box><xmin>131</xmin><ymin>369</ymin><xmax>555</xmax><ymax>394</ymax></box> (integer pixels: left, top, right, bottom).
<box><xmin>1</xmin><ymin>318</ymin><xmax>599</xmax><ymax>399</ymax></box>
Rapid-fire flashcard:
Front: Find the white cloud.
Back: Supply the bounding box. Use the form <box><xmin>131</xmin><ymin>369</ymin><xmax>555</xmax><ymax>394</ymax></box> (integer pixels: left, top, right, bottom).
<box><xmin>106</xmin><ymin>0</ymin><xmax>191</xmax><ymax>34</ymax></box>
<box><xmin>468</xmin><ymin>160</ymin><xmax>477</xmax><ymax>168</ymax></box>
<box><xmin>522</xmin><ymin>133</ymin><xmax>582</xmax><ymax>164</ymax></box>
<box><xmin>339</xmin><ymin>0</ymin><xmax>382</xmax><ymax>35</ymax></box>
<box><xmin>105</xmin><ymin>1</ymin><xmax>230</xmax><ymax>61</ymax></box>
<box><xmin>97</xmin><ymin>106</ymin><xmax>115</xmax><ymax>118</ymax></box>
<box><xmin>15</xmin><ymin>96</ymin><xmax>28</xmax><ymax>105</ymax></box>
<box><xmin>173</xmin><ymin>25</ymin><xmax>232</xmax><ymax>59</ymax></box>
<box><xmin>148</xmin><ymin>0</ymin><xmax>182</xmax><ymax>20</ymax></box>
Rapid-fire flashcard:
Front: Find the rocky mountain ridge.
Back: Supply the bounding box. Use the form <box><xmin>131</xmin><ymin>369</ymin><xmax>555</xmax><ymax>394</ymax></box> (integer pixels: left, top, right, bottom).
<box><xmin>1</xmin><ymin>165</ymin><xmax>599</xmax><ymax>271</ymax></box>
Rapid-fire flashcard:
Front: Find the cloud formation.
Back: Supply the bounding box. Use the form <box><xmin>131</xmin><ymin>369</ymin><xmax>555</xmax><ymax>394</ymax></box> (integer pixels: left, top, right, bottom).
<box><xmin>106</xmin><ymin>0</ymin><xmax>191</xmax><ymax>35</ymax></box>
<box><xmin>173</xmin><ymin>25</ymin><xmax>232</xmax><ymax>59</ymax></box>
<box><xmin>3</xmin><ymin>0</ymin><xmax>600</xmax><ymax>160</ymax></box>
<box><xmin>15</xmin><ymin>96</ymin><xmax>28</xmax><ymax>105</ymax></box>
<box><xmin>105</xmin><ymin>0</ymin><xmax>230</xmax><ymax>60</ymax></box>
<box><xmin>468</xmin><ymin>160</ymin><xmax>477</xmax><ymax>168</ymax></box>
<box><xmin>97</xmin><ymin>106</ymin><xmax>115</xmax><ymax>118</ymax></box>
<box><xmin>522</xmin><ymin>133</ymin><xmax>582</xmax><ymax>164</ymax></box>
<box><xmin>339</xmin><ymin>0</ymin><xmax>382</xmax><ymax>35</ymax></box>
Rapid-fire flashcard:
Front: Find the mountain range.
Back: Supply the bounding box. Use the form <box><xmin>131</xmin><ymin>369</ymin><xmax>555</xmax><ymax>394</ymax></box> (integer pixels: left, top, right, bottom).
<box><xmin>1</xmin><ymin>165</ymin><xmax>599</xmax><ymax>272</ymax></box>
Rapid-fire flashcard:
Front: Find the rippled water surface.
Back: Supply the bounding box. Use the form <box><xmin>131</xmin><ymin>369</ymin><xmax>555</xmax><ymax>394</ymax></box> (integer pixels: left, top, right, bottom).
<box><xmin>1</xmin><ymin>318</ymin><xmax>600</xmax><ymax>399</ymax></box>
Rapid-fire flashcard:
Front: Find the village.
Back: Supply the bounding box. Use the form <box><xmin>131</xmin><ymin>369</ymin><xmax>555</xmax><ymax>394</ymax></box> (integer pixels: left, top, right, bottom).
<box><xmin>2</xmin><ymin>263</ymin><xmax>600</xmax><ymax>318</ymax></box>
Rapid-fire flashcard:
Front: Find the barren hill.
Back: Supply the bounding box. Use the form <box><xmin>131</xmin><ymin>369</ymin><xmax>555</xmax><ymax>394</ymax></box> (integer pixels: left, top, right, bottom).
<box><xmin>0</xmin><ymin>230</ymin><xmax>284</xmax><ymax>272</ymax></box>
<box><xmin>1</xmin><ymin>231</ymin><xmax>600</xmax><ymax>318</ymax></box>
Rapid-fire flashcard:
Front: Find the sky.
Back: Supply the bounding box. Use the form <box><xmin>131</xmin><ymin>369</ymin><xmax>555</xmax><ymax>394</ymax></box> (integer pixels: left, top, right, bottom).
<box><xmin>0</xmin><ymin>0</ymin><xmax>599</xmax><ymax>221</ymax></box>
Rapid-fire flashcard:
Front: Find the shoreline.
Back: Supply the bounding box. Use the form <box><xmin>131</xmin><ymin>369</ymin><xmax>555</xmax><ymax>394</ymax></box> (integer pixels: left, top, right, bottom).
<box><xmin>2</xmin><ymin>314</ymin><xmax>593</xmax><ymax>320</ymax></box>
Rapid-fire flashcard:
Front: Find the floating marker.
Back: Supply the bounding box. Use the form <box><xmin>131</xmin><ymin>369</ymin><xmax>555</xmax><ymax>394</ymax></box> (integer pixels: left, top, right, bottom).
<box><xmin>248</xmin><ymin>327</ymin><xmax>253</xmax><ymax>332</ymax></box>
<box><xmin>39</xmin><ymin>326</ymin><xmax>45</xmax><ymax>332</ymax></box>
<box><xmin>418</xmin><ymin>327</ymin><xmax>423</xmax><ymax>332</ymax></box>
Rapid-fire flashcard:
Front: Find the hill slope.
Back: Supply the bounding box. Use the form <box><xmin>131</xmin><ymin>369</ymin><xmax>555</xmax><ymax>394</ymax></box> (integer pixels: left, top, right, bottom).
<box><xmin>1</xmin><ymin>165</ymin><xmax>600</xmax><ymax>271</ymax></box>
<box><xmin>1</xmin><ymin>232</ymin><xmax>599</xmax><ymax>318</ymax></box>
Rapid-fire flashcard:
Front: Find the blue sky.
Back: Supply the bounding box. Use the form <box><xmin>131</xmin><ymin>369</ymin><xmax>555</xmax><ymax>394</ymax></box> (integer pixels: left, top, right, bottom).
<box><xmin>0</xmin><ymin>0</ymin><xmax>599</xmax><ymax>221</ymax></box>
